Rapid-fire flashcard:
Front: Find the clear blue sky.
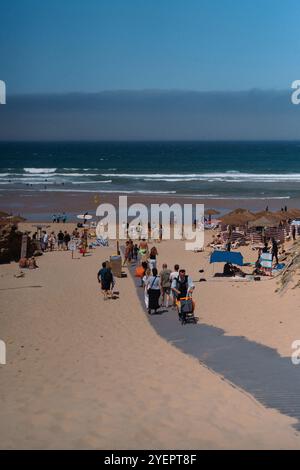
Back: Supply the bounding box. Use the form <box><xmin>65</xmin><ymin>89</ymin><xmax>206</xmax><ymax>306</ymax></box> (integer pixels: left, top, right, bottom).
<box><xmin>1</xmin><ymin>0</ymin><xmax>300</xmax><ymax>93</ymax></box>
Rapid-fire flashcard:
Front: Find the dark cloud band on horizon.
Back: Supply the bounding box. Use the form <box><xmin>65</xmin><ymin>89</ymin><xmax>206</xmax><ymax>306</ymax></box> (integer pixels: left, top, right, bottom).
<box><xmin>0</xmin><ymin>89</ymin><xmax>300</xmax><ymax>140</ymax></box>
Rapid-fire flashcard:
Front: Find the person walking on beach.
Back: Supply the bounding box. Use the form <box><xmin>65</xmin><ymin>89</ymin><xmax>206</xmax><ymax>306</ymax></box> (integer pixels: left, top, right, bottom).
<box><xmin>170</xmin><ymin>264</ymin><xmax>180</xmax><ymax>307</ymax></box>
<box><xmin>138</xmin><ymin>239</ymin><xmax>149</xmax><ymax>258</ymax></box>
<box><xmin>159</xmin><ymin>224</ymin><xmax>163</xmax><ymax>242</ymax></box>
<box><xmin>149</xmin><ymin>246</ymin><xmax>158</xmax><ymax>270</ymax></box>
<box><xmin>42</xmin><ymin>231</ymin><xmax>49</xmax><ymax>251</ymax></box>
<box><xmin>72</xmin><ymin>227</ymin><xmax>80</xmax><ymax>238</ymax></box>
<box><xmin>160</xmin><ymin>263</ymin><xmax>171</xmax><ymax>308</ymax></box>
<box><xmin>48</xmin><ymin>232</ymin><xmax>56</xmax><ymax>251</ymax></box>
<box><xmin>123</xmin><ymin>241</ymin><xmax>132</xmax><ymax>266</ymax></box>
<box><xmin>133</xmin><ymin>243</ymin><xmax>139</xmax><ymax>260</ymax></box>
<box><xmin>142</xmin><ymin>267</ymin><xmax>151</xmax><ymax>309</ymax></box>
<box><xmin>146</xmin><ymin>267</ymin><xmax>161</xmax><ymax>315</ymax></box>
<box><xmin>271</xmin><ymin>237</ymin><xmax>279</xmax><ymax>266</ymax></box>
<box><xmin>292</xmin><ymin>224</ymin><xmax>296</xmax><ymax>241</ymax></box>
<box><xmin>57</xmin><ymin>230</ymin><xmax>64</xmax><ymax>250</ymax></box>
<box><xmin>63</xmin><ymin>231</ymin><xmax>71</xmax><ymax>250</ymax></box>
<box><xmin>97</xmin><ymin>261</ymin><xmax>114</xmax><ymax>300</ymax></box>
<box><xmin>171</xmin><ymin>269</ymin><xmax>195</xmax><ymax>300</ymax></box>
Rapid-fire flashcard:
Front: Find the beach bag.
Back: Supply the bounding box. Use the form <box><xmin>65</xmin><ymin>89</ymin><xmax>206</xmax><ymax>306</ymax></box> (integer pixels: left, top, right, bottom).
<box><xmin>135</xmin><ymin>266</ymin><xmax>144</xmax><ymax>278</ymax></box>
<box><xmin>180</xmin><ymin>298</ymin><xmax>193</xmax><ymax>314</ymax></box>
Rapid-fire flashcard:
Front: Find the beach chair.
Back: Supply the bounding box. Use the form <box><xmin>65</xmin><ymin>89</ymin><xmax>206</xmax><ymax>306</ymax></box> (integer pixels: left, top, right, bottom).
<box><xmin>96</xmin><ymin>236</ymin><xmax>109</xmax><ymax>247</ymax></box>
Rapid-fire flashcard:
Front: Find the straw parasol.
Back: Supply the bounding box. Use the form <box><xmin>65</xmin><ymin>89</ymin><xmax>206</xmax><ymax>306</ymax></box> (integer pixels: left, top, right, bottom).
<box><xmin>220</xmin><ymin>210</ymin><xmax>256</xmax><ymax>226</ymax></box>
<box><xmin>205</xmin><ymin>208</ymin><xmax>220</xmax><ymax>216</ymax></box>
<box><xmin>273</xmin><ymin>210</ymin><xmax>293</xmax><ymax>220</ymax></box>
<box><xmin>248</xmin><ymin>215</ymin><xmax>279</xmax><ymax>228</ymax></box>
<box><xmin>227</xmin><ymin>208</ymin><xmax>250</xmax><ymax>215</ymax></box>
<box><xmin>205</xmin><ymin>208</ymin><xmax>220</xmax><ymax>223</ymax></box>
<box><xmin>286</xmin><ymin>208</ymin><xmax>300</xmax><ymax>218</ymax></box>
<box><xmin>254</xmin><ymin>210</ymin><xmax>282</xmax><ymax>220</ymax></box>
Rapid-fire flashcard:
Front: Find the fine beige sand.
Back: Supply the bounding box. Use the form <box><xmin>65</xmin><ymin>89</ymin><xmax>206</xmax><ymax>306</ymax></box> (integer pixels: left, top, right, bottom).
<box><xmin>1</xmin><ymin>222</ymin><xmax>300</xmax><ymax>449</ymax></box>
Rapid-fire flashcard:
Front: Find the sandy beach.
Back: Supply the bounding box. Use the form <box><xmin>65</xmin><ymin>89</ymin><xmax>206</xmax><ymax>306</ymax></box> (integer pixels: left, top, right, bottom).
<box><xmin>3</xmin><ymin>0</ymin><xmax>300</xmax><ymax>453</ymax></box>
<box><xmin>1</xmin><ymin>218</ymin><xmax>300</xmax><ymax>449</ymax></box>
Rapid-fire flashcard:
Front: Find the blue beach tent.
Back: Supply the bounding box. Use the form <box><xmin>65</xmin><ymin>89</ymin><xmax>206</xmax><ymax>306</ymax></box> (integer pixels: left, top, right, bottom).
<box><xmin>210</xmin><ymin>250</ymin><xmax>244</xmax><ymax>266</ymax></box>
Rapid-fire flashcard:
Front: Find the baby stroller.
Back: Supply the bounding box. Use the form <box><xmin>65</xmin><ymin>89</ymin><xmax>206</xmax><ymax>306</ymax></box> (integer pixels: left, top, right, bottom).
<box><xmin>176</xmin><ymin>296</ymin><xmax>197</xmax><ymax>325</ymax></box>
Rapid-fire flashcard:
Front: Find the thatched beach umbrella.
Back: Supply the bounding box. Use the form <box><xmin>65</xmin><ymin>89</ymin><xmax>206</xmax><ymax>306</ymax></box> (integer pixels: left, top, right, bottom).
<box><xmin>286</xmin><ymin>208</ymin><xmax>300</xmax><ymax>218</ymax></box>
<box><xmin>205</xmin><ymin>208</ymin><xmax>220</xmax><ymax>223</ymax></box>
<box><xmin>205</xmin><ymin>208</ymin><xmax>220</xmax><ymax>216</ymax></box>
<box><xmin>227</xmin><ymin>208</ymin><xmax>249</xmax><ymax>215</ymax></box>
<box><xmin>220</xmin><ymin>213</ymin><xmax>248</xmax><ymax>226</ymax></box>
<box><xmin>248</xmin><ymin>215</ymin><xmax>279</xmax><ymax>228</ymax></box>
<box><xmin>255</xmin><ymin>210</ymin><xmax>281</xmax><ymax>220</ymax></box>
<box><xmin>273</xmin><ymin>210</ymin><xmax>292</xmax><ymax>221</ymax></box>
<box><xmin>221</xmin><ymin>210</ymin><xmax>256</xmax><ymax>226</ymax></box>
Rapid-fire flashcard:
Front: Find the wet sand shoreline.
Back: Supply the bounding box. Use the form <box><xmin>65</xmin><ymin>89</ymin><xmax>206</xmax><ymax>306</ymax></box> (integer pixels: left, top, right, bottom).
<box><xmin>0</xmin><ymin>190</ymin><xmax>296</xmax><ymax>221</ymax></box>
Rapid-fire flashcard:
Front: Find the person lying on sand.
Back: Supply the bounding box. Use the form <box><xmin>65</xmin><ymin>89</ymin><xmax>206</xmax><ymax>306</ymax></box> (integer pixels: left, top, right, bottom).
<box><xmin>223</xmin><ymin>262</ymin><xmax>246</xmax><ymax>278</ymax></box>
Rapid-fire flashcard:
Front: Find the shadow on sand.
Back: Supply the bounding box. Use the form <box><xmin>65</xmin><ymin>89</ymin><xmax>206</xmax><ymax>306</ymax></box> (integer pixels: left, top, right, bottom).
<box><xmin>126</xmin><ymin>259</ymin><xmax>300</xmax><ymax>432</ymax></box>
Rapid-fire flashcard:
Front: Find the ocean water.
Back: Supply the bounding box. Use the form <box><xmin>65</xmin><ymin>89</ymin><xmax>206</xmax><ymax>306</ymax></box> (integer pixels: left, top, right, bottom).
<box><xmin>1</xmin><ymin>141</ymin><xmax>300</xmax><ymax>200</ymax></box>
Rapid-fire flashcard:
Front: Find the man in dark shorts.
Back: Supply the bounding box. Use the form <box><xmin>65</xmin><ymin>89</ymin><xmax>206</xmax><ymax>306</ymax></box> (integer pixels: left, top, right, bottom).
<box><xmin>63</xmin><ymin>231</ymin><xmax>71</xmax><ymax>250</ymax></box>
<box><xmin>57</xmin><ymin>230</ymin><xmax>64</xmax><ymax>250</ymax></box>
<box><xmin>97</xmin><ymin>262</ymin><xmax>114</xmax><ymax>300</ymax></box>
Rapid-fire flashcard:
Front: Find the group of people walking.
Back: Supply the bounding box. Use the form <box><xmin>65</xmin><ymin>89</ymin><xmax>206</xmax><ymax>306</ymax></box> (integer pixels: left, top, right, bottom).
<box><xmin>123</xmin><ymin>238</ymin><xmax>158</xmax><ymax>269</ymax></box>
<box><xmin>33</xmin><ymin>230</ymin><xmax>71</xmax><ymax>251</ymax></box>
<box><xmin>142</xmin><ymin>263</ymin><xmax>195</xmax><ymax>315</ymax></box>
